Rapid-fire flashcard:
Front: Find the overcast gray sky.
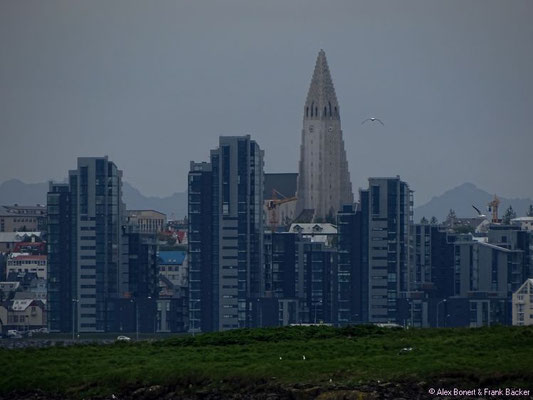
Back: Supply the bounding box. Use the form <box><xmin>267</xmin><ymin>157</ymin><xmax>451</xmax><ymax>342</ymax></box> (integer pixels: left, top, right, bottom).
<box><xmin>1</xmin><ymin>0</ymin><xmax>532</xmax><ymax>204</ymax></box>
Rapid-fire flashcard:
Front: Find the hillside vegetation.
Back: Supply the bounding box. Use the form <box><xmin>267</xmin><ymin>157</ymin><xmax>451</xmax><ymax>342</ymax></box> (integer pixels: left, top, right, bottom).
<box><xmin>1</xmin><ymin>325</ymin><xmax>532</xmax><ymax>399</ymax></box>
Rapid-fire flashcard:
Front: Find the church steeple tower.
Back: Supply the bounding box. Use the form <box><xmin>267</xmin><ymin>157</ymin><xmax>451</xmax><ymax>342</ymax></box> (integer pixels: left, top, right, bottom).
<box><xmin>296</xmin><ymin>50</ymin><xmax>353</xmax><ymax>221</ymax></box>
<box><xmin>304</xmin><ymin>49</ymin><xmax>339</xmax><ymax>121</ymax></box>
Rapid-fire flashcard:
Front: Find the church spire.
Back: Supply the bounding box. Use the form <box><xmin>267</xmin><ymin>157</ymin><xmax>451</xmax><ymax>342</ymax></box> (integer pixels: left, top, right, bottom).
<box><xmin>304</xmin><ymin>49</ymin><xmax>339</xmax><ymax>120</ymax></box>
<box><xmin>296</xmin><ymin>50</ymin><xmax>353</xmax><ymax>222</ymax></box>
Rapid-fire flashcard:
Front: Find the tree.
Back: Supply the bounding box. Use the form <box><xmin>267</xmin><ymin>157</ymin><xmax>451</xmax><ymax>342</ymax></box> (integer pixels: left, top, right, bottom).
<box><xmin>420</xmin><ymin>217</ymin><xmax>428</xmax><ymax>224</ymax></box>
<box><xmin>445</xmin><ymin>209</ymin><xmax>457</xmax><ymax>226</ymax></box>
<box><xmin>430</xmin><ymin>216</ymin><xmax>438</xmax><ymax>225</ymax></box>
<box><xmin>527</xmin><ymin>204</ymin><xmax>533</xmax><ymax>217</ymax></box>
<box><xmin>502</xmin><ymin>205</ymin><xmax>517</xmax><ymax>225</ymax></box>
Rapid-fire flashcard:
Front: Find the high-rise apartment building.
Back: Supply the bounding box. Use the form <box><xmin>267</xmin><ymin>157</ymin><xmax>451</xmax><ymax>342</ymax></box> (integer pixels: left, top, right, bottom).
<box><xmin>360</xmin><ymin>177</ymin><xmax>413</xmax><ymax>324</ymax></box>
<box><xmin>296</xmin><ymin>50</ymin><xmax>353</xmax><ymax>222</ymax></box>
<box><xmin>336</xmin><ymin>204</ymin><xmax>365</xmax><ymax>325</ymax></box>
<box><xmin>47</xmin><ymin>183</ymin><xmax>72</xmax><ymax>332</ymax></box>
<box><xmin>47</xmin><ymin>157</ymin><xmax>129</xmax><ymax>332</ymax></box>
<box><xmin>188</xmin><ymin>136</ymin><xmax>264</xmax><ymax>332</ymax></box>
<box><xmin>263</xmin><ymin>231</ymin><xmax>337</xmax><ymax>326</ymax></box>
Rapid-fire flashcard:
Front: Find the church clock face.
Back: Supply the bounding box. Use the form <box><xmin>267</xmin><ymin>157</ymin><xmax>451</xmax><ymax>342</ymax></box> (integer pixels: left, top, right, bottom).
<box><xmin>328</xmin><ymin>126</ymin><xmax>333</xmax><ymax>132</ymax></box>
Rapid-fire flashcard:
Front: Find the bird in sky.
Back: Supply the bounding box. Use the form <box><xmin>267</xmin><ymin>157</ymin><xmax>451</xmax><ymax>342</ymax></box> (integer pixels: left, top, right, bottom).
<box><xmin>472</xmin><ymin>205</ymin><xmax>487</xmax><ymax>218</ymax></box>
<box><xmin>362</xmin><ymin>117</ymin><xmax>384</xmax><ymax>125</ymax></box>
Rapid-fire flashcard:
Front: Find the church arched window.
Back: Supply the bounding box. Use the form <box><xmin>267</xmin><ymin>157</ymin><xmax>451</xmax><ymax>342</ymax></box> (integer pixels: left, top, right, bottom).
<box><xmin>324</xmin><ymin>106</ymin><xmax>327</xmax><ymax>117</ymax></box>
<box><xmin>306</xmin><ymin>107</ymin><xmax>309</xmax><ymax>117</ymax></box>
<box><xmin>329</xmin><ymin>102</ymin><xmax>332</xmax><ymax>117</ymax></box>
<box><xmin>311</xmin><ymin>102</ymin><xmax>315</xmax><ymax>117</ymax></box>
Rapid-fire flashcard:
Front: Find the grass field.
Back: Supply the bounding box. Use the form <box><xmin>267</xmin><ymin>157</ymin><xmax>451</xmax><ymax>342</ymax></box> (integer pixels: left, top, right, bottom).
<box><xmin>1</xmin><ymin>325</ymin><xmax>532</xmax><ymax>398</ymax></box>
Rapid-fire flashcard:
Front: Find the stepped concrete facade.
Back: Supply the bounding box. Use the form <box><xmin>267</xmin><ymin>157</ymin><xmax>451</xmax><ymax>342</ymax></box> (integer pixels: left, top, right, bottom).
<box><xmin>296</xmin><ymin>50</ymin><xmax>353</xmax><ymax>221</ymax></box>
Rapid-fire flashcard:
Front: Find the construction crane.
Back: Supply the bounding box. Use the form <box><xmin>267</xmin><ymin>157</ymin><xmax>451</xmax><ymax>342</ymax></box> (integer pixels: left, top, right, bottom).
<box><xmin>267</xmin><ymin>189</ymin><xmax>297</xmax><ymax>232</ymax></box>
<box><xmin>487</xmin><ymin>195</ymin><xmax>500</xmax><ymax>223</ymax></box>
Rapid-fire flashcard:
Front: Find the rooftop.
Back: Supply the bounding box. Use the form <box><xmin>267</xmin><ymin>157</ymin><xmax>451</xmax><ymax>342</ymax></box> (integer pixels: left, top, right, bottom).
<box><xmin>0</xmin><ymin>232</ymin><xmax>43</xmax><ymax>242</ymax></box>
<box><xmin>158</xmin><ymin>251</ymin><xmax>186</xmax><ymax>265</ymax></box>
<box><xmin>289</xmin><ymin>223</ymin><xmax>337</xmax><ymax>235</ymax></box>
<box><xmin>511</xmin><ymin>217</ymin><xmax>533</xmax><ymax>222</ymax></box>
<box><xmin>8</xmin><ymin>254</ymin><xmax>47</xmax><ymax>261</ymax></box>
<box><xmin>0</xmin><ymin>205</ymin><xmax>46</xmax><ymax>216</ymax></box>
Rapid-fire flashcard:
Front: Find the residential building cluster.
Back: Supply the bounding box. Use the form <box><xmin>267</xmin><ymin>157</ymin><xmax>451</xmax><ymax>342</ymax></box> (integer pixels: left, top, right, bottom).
<box><xmin>0</xmin><ymin>230</ymin><xmax>48</xmax><ymax>333</ymax></box>
<box><xmin>186</xmin><ymin>50</ymin><xmax>533</xmax><ymax>332</ymax></box>
<box><xmin>45</xmin><ymin>157</ymin><xmax>188</xmax><ymax>335</ymax></box>
<box><xmin>1</xmin><ymin>49</ymin><xmax>531</xmax><ymax>336</ymax></box>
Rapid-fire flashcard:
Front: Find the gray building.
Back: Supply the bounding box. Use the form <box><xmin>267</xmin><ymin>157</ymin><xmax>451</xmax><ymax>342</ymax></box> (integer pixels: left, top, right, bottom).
<box><xmin>264</xmin><ymin>230</ymin><xmax>338</xmax><ymax>326</ymax></box>
<box><xmin>188</xmin><ymin>136</ymin><xmax>264</xmax><ymax>332</ymax></box>
<box><xmin>336</xmin><ymin>204</ymin><xmax>364</xmax><ymax>325</ymax></box>
<box><xmin>399</xmin><ymin>224</ymin><xmax>531</xmax><ymax>328</ymax></box>
<box><xmin>360</xmin><ymin>177</ymin><xmax>413</xmax><ymax>324</ymax></box>
<box><xmin>0</xmin><ymin>205</ymin><xmax>47</xmax><ymax>232</ymax></box>
<box><xmin>295</xmin><ymin>50</ymin><xmax>353</xmax><ymax>222</ymax></box>
<box><xmin>48</xmin><ymin>157</ymin><xmax>129</xmax><ymax>333</ymax></box>
<box><xmin>449</xmin><ymin>238</ymin><xmax>524</xmax><ymax>327</ymax></box>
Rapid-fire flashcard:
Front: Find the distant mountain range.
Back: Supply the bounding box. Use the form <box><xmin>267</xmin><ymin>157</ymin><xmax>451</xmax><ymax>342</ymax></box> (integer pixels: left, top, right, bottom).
<box><xmin>0</xmin><ymin>179</ymin><xmax>187</xmax><ymax>220</ymax></box>
<box><xmin>121</xmin><ymin>182</ymin><xmax>187</xmax><ymax>219</ymax></box>
<box><xmin>414</xmin><ymin>182</ymin><xmax>533</xmax><ymax>222</ymax></box>
<box><xmin>1</xmin><ymin>179</ymin><xmax>531</xmax><ymax>223</ymax></box>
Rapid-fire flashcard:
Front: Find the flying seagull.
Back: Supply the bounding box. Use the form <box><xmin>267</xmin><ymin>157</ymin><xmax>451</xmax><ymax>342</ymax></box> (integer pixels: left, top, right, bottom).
<box><xmin>362</xmin><ymin>117</ymin><xmax>384</xmax><ymax>125</ymax></box>
<box><xmin>472</xmin><ymin>205</ymin><xmax>486</xmax><ymax>218</ymax></box>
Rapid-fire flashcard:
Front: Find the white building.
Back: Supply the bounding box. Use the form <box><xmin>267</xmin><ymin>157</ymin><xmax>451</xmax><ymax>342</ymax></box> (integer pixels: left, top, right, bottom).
<box><xmin>288</xmin><ymin>223</ymin><xmax>337</xmax><ymax>245</ymax></box>
<box><xmin>6</xmin><ymin>254</ymin><xmax>47</xmax><ymax>280</ymax></box>
<box><xmin>512</xmin><ymin>279</ymin><xmax>533</xmax><ymax>326</ymax></box>
<box><xmin>158</xmin><ymin>251</ymin><xmax>188</xmax><ymax>291</ymax></box>
<box><xmin>511</xmin><ymin>217</ymin><xmax>533</xmax><ymax>231</ymax></box>
<box><xmin>127</xmin><ymin>210</ymin><xmax>167</xmax><ymax>233</ymax></box>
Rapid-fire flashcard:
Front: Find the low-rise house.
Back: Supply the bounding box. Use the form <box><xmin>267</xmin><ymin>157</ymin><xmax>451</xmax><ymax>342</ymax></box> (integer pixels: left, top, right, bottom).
<box><xmin>13</xmin><ymin>278</ymin><xmax>46</xmax><ymax>301</ymax></box>
<box><xmin>13</xmin><ymin>241</ymin><xmax>46</xmax><ymax>255</ymax></box>
<box><xmin>0</xmin><ymin>232</ymin><xmax>43</xmax><ymax>252</ymax></box>
<box><xmin>6</xmin><ymin>254</ymin><xmax>47</xmax><ymax>280</ymax></box>
<box><xmin>511</xmin><ymin>217</ymin><xmax>533</xmax><ymax>232</ymax></box>
<box><xmin>157</xmin><ymin>251</ymin><xmax>188</xmax><ymax>333</ymax></box>
<box><xmin>0</xmin><ymin>299</ymin><xmax>46</xmax><ymax>332</ymax></box>
<box><xmin>0</xmin><ymin>205</ymin><xmax>46</xmax><ymax>233</ymax></box>
<box><xmin>158</xmin><ymin>251</ymin><xmax>188</xmax><ymax>289</ymax></box>
<box><xmin>126</xmin><ymin>210</ymin><xmax>167</xmax><ymax>233</ymax></box>
<box><xmin>0</xmin><ymin>282</ymin><xmax>20</xmax><ymax>301</ymax></box>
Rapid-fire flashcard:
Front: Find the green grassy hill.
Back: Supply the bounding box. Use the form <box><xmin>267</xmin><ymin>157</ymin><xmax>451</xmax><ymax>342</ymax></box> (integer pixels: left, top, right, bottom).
<box><xmin>1</xmin><ymin>325</ymin><xmax>533</xmax><ymax>399</ymax></box>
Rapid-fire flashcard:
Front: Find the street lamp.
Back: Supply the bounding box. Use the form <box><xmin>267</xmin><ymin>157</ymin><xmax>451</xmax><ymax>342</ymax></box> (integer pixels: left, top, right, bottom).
<box><xmin>436</xmin><ymin>299</ymin><xmax>447</xmax><ymax>328</ymax></box>
<box><xmin>190</xmin><ymin>299</ymin><xmax>199</xmax><ymax>337</ymax></box>
<box><xmin>71</xmin><ymin>298</ymin><xmax>79</xmax><ymax>341</ymax></box>
<box><xmin>314</xmin><ymin>300</ymin><xmax>322</xmax><ymax>324</ymax></box>
<box><xmin>257</xmin><ymin>298</ymin><xmax>262</xmax><ymax>328</ymax></box>
<box><xmin>146</xmin><ymin>296</ymin><xmax>153</xmax><ymax>336</ymax></box>
<box><xmin>131</xmin><ymin>298</ymin><xmax>139</xmax><ymax>341</ymax></box>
